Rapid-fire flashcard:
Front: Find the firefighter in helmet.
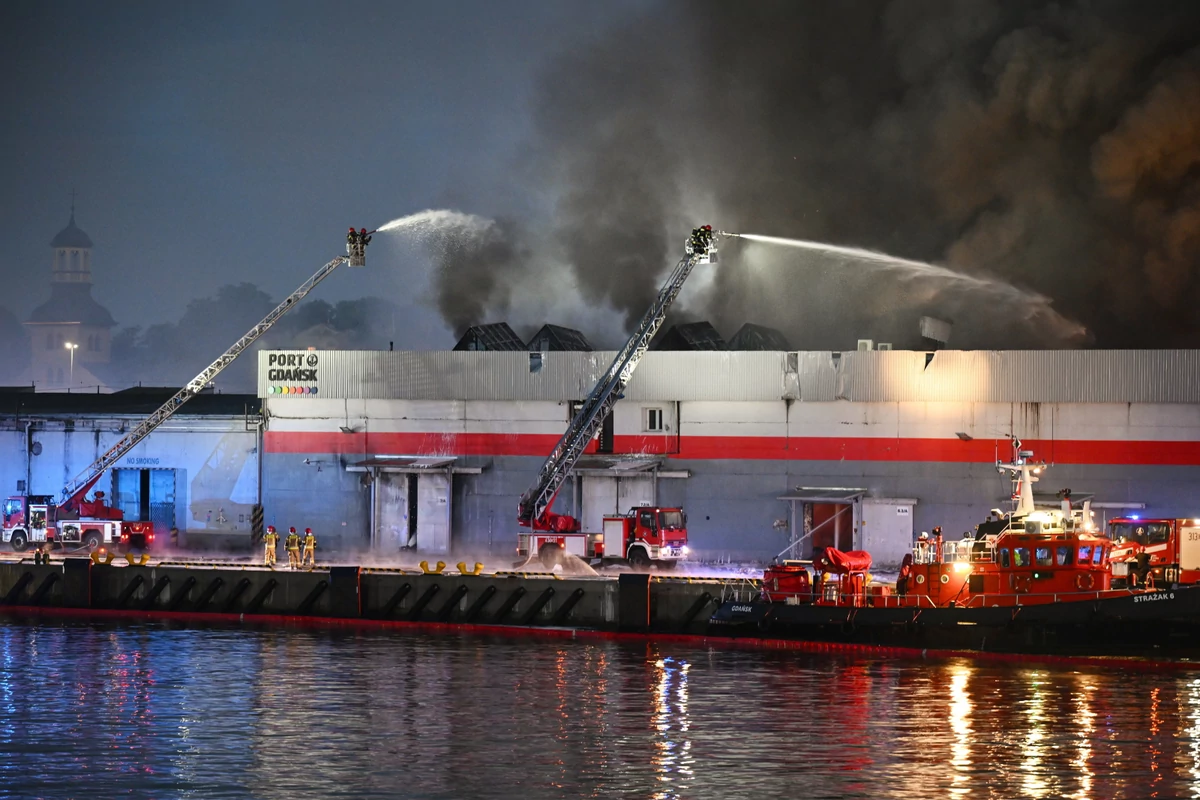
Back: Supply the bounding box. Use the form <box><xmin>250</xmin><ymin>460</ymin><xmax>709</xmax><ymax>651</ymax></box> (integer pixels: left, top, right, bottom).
<box><xmin>263</xmin><ymin>525</ymin><xmax>278</xmax><ymax>567</ymax></box>
<box><xmin>285</xmin><ymin>526</ymin><xmax>301</xmax><ymax>569</ymax></box>
<box><xmin>359</xmin><ymin>227</ymin><xmax>371</xmax><ymax>247</ymax></box>
<box><xmin>301</xmin><ymin>527</ymin><xmax>317</xmax><ymax>569</ymax></box>
<box><xmin>347</xmin><ymin>227</ymin><xmax>359</xmax><ymax>247</ymax></box>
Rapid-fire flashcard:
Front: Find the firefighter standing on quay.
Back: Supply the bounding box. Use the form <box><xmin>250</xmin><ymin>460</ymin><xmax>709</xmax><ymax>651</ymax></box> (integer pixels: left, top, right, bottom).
<box><xmin>285</xmin><ymin>526</ymin><xmax>301</xmax><ymax>569</ymax></box>
<box><xmin>301</xmin><ymin>527</ymin><xmax>317</xmax><ymax>569</ymax></box>
<box><xmin>262</xmin><ymin>525</ymin><xmax>278</xmax><ymax>567</ymax></box>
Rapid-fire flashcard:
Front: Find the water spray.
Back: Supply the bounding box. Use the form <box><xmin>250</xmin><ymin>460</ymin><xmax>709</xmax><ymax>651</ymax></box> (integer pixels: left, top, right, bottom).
<box><xmin>720</xmin><ymin>229</ymin><xmax>1088</xmax><ymax>339</ymax></box>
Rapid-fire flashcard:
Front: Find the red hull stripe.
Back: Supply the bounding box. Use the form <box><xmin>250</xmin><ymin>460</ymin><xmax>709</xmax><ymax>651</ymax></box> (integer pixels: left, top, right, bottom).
<box><xmin>2</xmin><ymin>605</ymin><xmax>1195</xmax><ymax>672</ymax></box>
<box><xmin>264</xmin><ymin>431</ymin><xmax>1200</xmax><ymax>466</ymax></box>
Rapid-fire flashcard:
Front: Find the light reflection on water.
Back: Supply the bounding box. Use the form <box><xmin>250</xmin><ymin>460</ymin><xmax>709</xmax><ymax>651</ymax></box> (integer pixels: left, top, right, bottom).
<box><xmin>0</xmin><ymin>619</ymin><xmax>1198</xmax><ymax>798</ymax></box>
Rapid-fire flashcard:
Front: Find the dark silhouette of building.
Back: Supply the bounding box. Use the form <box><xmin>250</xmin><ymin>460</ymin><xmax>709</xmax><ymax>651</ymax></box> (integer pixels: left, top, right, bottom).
<box><xmin>23</xmin><ymin>203</ymin><xmax>117</xmax><ymax>391</ymax></box>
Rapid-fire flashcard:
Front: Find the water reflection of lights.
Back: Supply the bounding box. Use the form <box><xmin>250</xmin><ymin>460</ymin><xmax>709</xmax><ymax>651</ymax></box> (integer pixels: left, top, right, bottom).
<box><xmin>1187</xmin><ymin>678</ymin><xmax>1200</xmax><ymax>795</ymax></box>
<box><xmin>1069</xmin><ymin>676</ymin><xmax>1095</xmax><ymax>800</ymax></box>
<box><xmin>651</xmin><ymin>656</ymin><xmax>693</xmax><ymax>800</ymax></box>
<box><xmin>947</xmin><ymin>665</ymin><xmax>973</xmax><ymax>798</ymax></box>
<box><xmin>1021</xmin><ymin>672</ymin><xmax>1049</xmax><ymax>799</ymax></box>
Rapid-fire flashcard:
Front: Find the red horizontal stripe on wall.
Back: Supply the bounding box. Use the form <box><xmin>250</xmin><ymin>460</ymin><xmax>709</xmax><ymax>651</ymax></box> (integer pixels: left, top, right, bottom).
<box><xmin>264</xmin><ymin>431</ymin><xmax>1200</xmax><ymax>466</ymax></box>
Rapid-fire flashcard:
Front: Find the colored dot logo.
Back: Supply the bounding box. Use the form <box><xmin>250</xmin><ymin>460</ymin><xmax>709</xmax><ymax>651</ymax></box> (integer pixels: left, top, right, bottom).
<box><xmin>268</xmin><ymin>386</ymin><xmax>318</xmax><ymax>395</ymax></box>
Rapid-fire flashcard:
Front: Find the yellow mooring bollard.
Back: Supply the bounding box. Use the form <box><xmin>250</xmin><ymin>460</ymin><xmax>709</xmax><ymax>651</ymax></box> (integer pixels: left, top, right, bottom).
<box><xmin>456</xmin><ymin>561</ymin><xmax>485</xmax><ymax>576</ymax></box>
<box><xmin>419</xmin><ymin>560</ymin><xmax>446</xmax><ymax>575</ymax></box>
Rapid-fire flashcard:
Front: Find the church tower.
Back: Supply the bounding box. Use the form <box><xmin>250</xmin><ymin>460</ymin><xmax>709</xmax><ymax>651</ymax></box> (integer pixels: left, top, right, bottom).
<box><xmin>24</xmin><ymin>201</ymin><xmax>117</xmax><ymax>391</ymax></box>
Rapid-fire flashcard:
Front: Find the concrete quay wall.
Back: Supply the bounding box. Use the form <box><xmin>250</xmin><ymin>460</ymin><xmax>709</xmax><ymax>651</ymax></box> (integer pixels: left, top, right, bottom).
<box><xmin>0</xmin><ymin>559</ymin><xmax>737</xmax><ymax>635</ymax></box>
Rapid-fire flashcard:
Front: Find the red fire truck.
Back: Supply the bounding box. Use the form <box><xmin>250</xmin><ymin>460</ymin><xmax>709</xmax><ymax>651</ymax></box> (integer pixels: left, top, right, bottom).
<box><xmin>2</xmin><ymin>491</ymin><xmax>153</xmax><ymax>553</ymax></box>
<box><xmin>1108</xmin><ymin>517</ymin><xmax>1200</xmax><ymax>587</ymax></box>
<box><xmin>515</xmin><ymin>227</ymin><xmax>720</xmax><ymax>570</ymax></box>
<box><xmin>518</xmin><ymin>506</ymin><xmax>690</xmax><ymax>569</ymax></box>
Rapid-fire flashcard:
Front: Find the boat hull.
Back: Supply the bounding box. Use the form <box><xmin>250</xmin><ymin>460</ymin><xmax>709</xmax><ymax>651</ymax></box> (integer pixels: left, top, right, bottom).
<box><xmin>709</xmin><ymin>587</ymin><xmax>1200</xmax><ymax>659</ymax></box>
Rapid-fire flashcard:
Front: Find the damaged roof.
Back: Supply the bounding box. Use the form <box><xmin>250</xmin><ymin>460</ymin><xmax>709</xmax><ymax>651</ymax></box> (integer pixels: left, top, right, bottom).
<box><xmin>727</xmin><ymin>322</ymin><xmax>792</xmax><ymax>351</ymax></box>
<box><xmin>452</xmin><ymin>322</ymin><xmax>526</xmax><ymax>352</ymax></box>
<box><xmin>527</xmin><ymin>324</ymin><xmax>592</xmax><ymax>352</ymax></box>
<box><xmin>652</xmin><ymin>321</ymin><xmax>726</xmax><ymax>351</ymax></box>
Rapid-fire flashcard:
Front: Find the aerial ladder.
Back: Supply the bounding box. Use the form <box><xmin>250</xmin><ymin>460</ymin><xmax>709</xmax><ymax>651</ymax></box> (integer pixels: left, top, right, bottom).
<box><xmin>56</xmin><ymin>230</ymin><xmax>375</xmax><ymax>514</ymax></box>
<box><xmin>515</xmin><ymin>226</ymin><xmax>719</xmax><ymax>566</ymax></box>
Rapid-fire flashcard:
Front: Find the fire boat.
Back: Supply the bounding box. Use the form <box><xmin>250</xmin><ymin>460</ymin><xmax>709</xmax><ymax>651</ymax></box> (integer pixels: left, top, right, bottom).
<box><xmin>710</xmin><ymin>444</ymin><xmax>1200</xmax><ymax>659</ymax></box>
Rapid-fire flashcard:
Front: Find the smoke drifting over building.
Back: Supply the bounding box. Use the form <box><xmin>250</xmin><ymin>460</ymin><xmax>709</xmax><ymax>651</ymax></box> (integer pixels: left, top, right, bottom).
<box><xmin>430</xmin><ymin>0</ymin><xmax>1200</xmax><ymax>350</ymax></box>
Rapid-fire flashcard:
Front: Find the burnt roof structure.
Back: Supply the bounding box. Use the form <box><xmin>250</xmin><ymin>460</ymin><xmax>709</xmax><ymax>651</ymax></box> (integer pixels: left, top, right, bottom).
<box><xmin>727</xmin><ymin>322</ymin><xmax>792</xmax><ymax>351</ymax></box>
<box><xmin>526</xmin><ymin>324</ymin><xmax>593</xmax><ymax>352</ymax></box>
<box><xmin>453</xmin><ymin>322</ymin><xmax>526</xmax><ymax>352</ymax></box>
<box><xmin>652</xmin><ymin>321</ymin><xmax>726</xmax><ymax>351</ymax></box>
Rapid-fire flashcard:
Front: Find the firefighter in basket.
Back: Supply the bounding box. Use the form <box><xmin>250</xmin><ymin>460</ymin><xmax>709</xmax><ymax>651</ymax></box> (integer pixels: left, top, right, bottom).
<box><xmin>301</xmin><ymin>527</ymin><xmax>317</xmax><ymax>569</ymax></box>
<box><xmin>347</xmin><ymin>227</ymin><xmax>359</xmax><ymax>252</ymax></box>
<box><xmin>285</xmin><ymin>526</ymin><xmax>301</xmax><ymax>569</ymax></box>
<box><xmin>263</xmin><ymin>525</ymin><xmax>278</xmax><ymax>567</ymax></box>
<box><xmin>687</xmin><ymin>225</ymin><xmax>714</xmax><ymax>258</ymax></box>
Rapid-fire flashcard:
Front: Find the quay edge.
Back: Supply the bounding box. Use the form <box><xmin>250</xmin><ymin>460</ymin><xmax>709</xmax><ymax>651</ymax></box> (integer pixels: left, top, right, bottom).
<box><xmin>0</xmin><ymin>559</ymin><xmax>734</xmax><ymax>635</ymax></box>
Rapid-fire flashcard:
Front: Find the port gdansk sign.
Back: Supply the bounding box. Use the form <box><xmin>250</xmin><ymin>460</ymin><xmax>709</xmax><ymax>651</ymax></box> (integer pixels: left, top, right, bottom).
<box><xmin>263</xmin><ymin>351</ymin><xmax>320</xmax><ymax>395</ymax></box>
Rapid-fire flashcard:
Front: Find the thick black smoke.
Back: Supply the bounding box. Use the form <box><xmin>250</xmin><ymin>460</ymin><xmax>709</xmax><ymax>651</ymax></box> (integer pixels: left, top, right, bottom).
<box><xmin>437</xmin><ymin>0</ymin><xmax>1200</xmax><ymax>349</ymax></box>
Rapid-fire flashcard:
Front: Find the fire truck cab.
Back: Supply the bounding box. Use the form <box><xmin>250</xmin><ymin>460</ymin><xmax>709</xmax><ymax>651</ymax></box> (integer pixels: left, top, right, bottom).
<box><xmin>1108</xmin><ymin>517</ymin><xmax>1200</xmax><ymax>587</ymax></box>
<box><xmin>519</xmin><ymin>505</ymin><xmax>689</xmax><ymax>570</ymax></box>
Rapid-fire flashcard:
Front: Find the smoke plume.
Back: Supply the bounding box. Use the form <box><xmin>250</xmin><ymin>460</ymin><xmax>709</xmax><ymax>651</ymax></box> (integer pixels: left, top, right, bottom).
<box><xmin>430</xmin><ymin>0</ymin><xmax>1200</xmax><ymax>350</ymax></box>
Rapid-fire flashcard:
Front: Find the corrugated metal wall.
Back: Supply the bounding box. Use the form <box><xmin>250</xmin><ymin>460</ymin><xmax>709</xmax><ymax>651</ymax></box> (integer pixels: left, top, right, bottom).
<box><xmin>259</xmin><ymin>349</ymin><xmax>1200</xmax><ymax>404</ymax></box>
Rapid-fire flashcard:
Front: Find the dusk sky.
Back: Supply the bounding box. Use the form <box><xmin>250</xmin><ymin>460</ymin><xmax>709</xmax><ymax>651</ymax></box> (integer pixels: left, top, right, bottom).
<box><xmin>1</xmin><ymin>0</ymin><xmax>647</xmax><ymax>350</ymax></box>
<box><xmin>6</xmin><ymin>0</ymin><xmax>1200</xmax><ymax>371</ymax></box>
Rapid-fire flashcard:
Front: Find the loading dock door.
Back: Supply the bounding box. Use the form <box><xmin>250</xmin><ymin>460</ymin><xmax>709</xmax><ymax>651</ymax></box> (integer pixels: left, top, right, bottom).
<box><xmin>113</xmin><ymin>468</ymin><xmax>177</xmax><ymax>530</ymax></box>
<box><xmin>416</xmin><ymin>473</ymin><xmax>451</xmax><ymax>555</ymax></box>
<box><xmin>581</xmin><ymin>477</ymin><xmax>618</xmax><ymax>534</ymax></box>
<box><xmin>582</xmin><ymin>476</ymin><xmax>655</xmax><ymax>533</ymax></box>
<box><xmin>375</xmin><ymin>472</ymin><xmax>411</xmax><ymax>550</ymax></box>
<box><xmin>860</xmin><ymin>498</ymin><xmax>916</xmax><ymax>567</ymax></box>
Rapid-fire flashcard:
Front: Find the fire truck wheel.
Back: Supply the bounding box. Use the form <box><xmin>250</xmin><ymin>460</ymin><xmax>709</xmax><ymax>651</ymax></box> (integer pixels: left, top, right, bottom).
<box><xmin>83</xmin><ymin>532</ymin><xmax>103</xmax><ymax>552</ymax></box>
<box><xmin>9</xmin><ymin>531</ymin><xmax>28</xmax><ymax>553</ymax></box>
<box><xmin>627</xmin><ymin>547</ymin><xmax>651</xmax><ymax>570</ymax></box>
<box><xmin>538</xmin><ymin>543</ymin><xmax>563</xmax><ymax>570</ymax></box>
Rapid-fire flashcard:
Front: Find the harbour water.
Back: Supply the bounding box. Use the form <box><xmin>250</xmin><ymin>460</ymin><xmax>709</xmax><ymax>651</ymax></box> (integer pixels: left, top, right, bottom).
<box><xmin>0</xmin><ymin>618</ymin><xmax>1195</xmax><ymax>799</ymax></box>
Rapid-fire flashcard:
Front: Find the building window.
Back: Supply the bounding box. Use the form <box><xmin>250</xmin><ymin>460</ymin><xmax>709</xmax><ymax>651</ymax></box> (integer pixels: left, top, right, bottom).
<box><xmin>645</xmin><ymin>407</ymin><xmax>664</xmax><ymax>432</ymax></box>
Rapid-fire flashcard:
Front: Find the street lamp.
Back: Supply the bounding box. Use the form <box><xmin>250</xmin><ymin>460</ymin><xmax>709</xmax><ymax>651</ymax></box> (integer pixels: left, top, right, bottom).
<box><xmin>64</xmin><ymin>341</ymin><xmax>78</xmax><ymax>388</ymax></box>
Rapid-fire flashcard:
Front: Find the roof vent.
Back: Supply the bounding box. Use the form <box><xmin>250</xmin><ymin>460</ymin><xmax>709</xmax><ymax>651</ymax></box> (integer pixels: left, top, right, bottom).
<box><xmin>856</xmin><ymin>339</ymin><xmax>874</xmax><ymax>351</ymax></box>
<box><xmin>877</xmin><ymin>342</ymin><xmax>892</xmax><ymax>351</ymax></box>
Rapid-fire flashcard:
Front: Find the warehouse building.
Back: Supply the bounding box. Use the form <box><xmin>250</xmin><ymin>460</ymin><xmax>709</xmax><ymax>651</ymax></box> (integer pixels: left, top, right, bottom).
<box><xmin>0</xmin><ymin>388</ymin><xmax>261</xmax><ymax>547</ymax></box>
<box><xmin>257</xmin><ymin>349</ymin><xmax>1200</xmax><ymax>566</ymax></box>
